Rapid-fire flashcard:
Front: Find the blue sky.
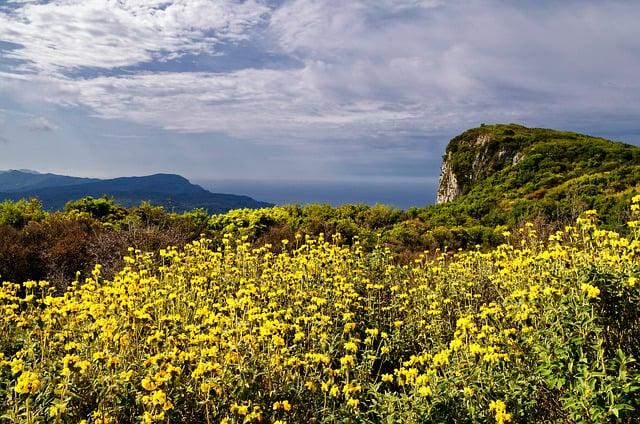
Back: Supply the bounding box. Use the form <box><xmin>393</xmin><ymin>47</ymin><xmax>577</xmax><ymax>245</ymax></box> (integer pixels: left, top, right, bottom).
<box><xmin>0</xmin><ymin>0</ymin><xmax>639</xmax><ymax>205</ymax></box>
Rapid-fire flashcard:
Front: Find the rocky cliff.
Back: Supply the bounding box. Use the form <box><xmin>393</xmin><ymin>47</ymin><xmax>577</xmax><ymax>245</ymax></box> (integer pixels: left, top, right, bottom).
<box><xmin>436</xmin><ymin>125</ymin><xmax>527</xmax><ymax>204</ymax></box>
<box><xmin>436</xmin><ymin>152</ymin><xmax>461</xmax><ymax>204</ymax></box>
<box><xmin>429</xmin><ymin>123</ymin><xmax>639</xmax><ymax>228</ymax></box>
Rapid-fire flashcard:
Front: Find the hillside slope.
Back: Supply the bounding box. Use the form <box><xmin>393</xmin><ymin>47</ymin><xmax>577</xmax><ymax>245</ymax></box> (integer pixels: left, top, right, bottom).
<box><xmin>433</xmin><ymin>124</ymin><xmax>640</xmax><ymax>226</ymax></box>
<box><xmin>0</xmin><ymin>172</ymin><xmax>272</xmax><ymax>213</ymax></box>
<box><xmin>0</xmin><ymin>170</ymin><xmax>99</xmax><ymax>191</ymax></box>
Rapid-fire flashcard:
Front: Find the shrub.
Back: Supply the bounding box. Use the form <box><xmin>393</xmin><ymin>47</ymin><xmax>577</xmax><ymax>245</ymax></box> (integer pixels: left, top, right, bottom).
<box><xmin>1</xmin><ymin>201</ymin><xmax>639</xmax><ymax>422</ymax></box>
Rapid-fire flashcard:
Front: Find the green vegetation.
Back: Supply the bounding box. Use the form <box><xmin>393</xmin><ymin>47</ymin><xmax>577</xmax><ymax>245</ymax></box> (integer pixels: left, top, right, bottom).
<box><xmin>0</xmin><ymin>198</ymin><xmax>506</xmax><ymax>290</ymax></box>
<box><xmin>437</xmin><ymin>124</ymin><xmax>640</xmax><ymax>228</ymax></box>
<box><xmin>1</xmin><ymin>201</ymin><xmax>639</xmax><ymax>423</ymax></box>
<box><xmin>0</xmin><ymin>124</ymin><xmax>639</xmax><ymax>423</ymax></box>
<box><xmin>0</xmin><ymin>198</ymin><xmax>46</xmax><ymax>228</ymax></box>
<box><xmin>0</xmin><ymin>124</ymin><xmax>637</xmax><ymax>292</ymax></box>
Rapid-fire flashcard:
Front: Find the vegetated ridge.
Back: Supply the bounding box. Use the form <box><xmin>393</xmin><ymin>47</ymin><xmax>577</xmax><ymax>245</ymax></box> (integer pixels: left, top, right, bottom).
<box><xmin>0</xmin><ymin>171</ymin><xmax>272</xmax><ymax>213</ymax></box>
<box><xmin>432</xmin><ymin>123</ymin><xmax>640</xmax><ymax>227</ymax></box>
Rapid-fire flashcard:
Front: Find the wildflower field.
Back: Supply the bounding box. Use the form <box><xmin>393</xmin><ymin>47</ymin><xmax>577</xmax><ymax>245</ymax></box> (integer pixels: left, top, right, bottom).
<box><xmin>1</xmin><ymin>199</ymin><xmax>640</xmax><ymax>423</ymax></box>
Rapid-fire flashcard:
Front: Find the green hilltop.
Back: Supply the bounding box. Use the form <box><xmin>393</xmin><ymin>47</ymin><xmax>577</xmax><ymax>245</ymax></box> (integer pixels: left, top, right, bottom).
<box><xmin>431</xmin><ymin>123</ymin><xmax>640</xmax><ymax>228</ymax></box>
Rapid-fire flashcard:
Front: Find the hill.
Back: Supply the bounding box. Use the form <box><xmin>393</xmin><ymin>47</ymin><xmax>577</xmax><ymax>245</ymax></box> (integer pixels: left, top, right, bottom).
<box><xmin>0</xmin><ymin>169</ymin><xmax>99</xmax><ymax>192</ymax></box>
<box><xmin>0</xmin><ymin>171</ymin><xmax>272</xmax><ymax>212</ymax></box>
<box><xmin>432</xmin><ymin>124</ymin><xmax>640</xmax><ymax>227</ymax></box>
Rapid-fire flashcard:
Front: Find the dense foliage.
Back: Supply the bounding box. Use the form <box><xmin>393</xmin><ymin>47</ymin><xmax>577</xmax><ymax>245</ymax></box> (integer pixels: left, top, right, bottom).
<box><xmin>0</xmin><ymin>124</ymin><xmax>637</xmax><ymax>422</ymax></box>
<box><xmin>1</xmin><ymin>198</ymin><xmax>639</xmax><ymax>423</ymax></box>
<box><xmin>437</xmin><ymin>124</ymin><xmax>640</xmax><ymax>228</ymax></box>
<box><xmin>0</xmin><ymin>197</ymin><xmax>513</xmax><ymax>289</ymax></box>
<box><xmin>0</xmin><ymin>198</ymin><xmax>209</xmax><ymax>289</ymax></box>
<box><xmin>1</xmin><ymin>187</ymin><xmax>636</xmax><ymax>292</ymax></box>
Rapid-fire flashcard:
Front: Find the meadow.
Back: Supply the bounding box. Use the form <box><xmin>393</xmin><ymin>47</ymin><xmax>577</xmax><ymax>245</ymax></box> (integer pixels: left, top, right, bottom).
<box><xmin>1</xmin><ymin>197</ymin><xmax>639</xmax><ymax>423</ymax></box>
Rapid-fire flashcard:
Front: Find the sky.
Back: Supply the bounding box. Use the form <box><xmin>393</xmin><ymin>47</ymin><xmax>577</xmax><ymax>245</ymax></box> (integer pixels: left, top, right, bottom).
<box><xmin>0</xmin><ymin>0</ymin><xmax>639</xmax><ymax>206</ymax></box>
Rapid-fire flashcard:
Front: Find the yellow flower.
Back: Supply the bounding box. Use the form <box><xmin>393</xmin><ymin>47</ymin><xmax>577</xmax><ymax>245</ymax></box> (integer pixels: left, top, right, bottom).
<box><xmin>142</xmin><ymin>412</ymin><xmax>153</xmax><ymax>424</ymax></box>
<box><xmin>75</xmin><ymin>360</ymin><xmax>91</xmax><ymax>374</ymax></box>
<box><xmin>49</xmin><ymin>404</ymin><xmax>63</xmax><ymax>417</ymax></box>
<box><xmin>231</xmin><ymin>403</ymin><xmax>249</xmax><ymax>416</ymax></box>
<box><xmin>141</xmin><ymin>377</ymin><xmax>159</xmax><ymax>391</ymax></box>
<box><xmin>151</xmin><ymin>390</ymin><xmax>167</xmax><ymax>406</ymax></box>
<box><xmin>340</xmin><ymin>355</ymin><xmax>355</xmax><ymax>368</ymax></box>
<box><xmin>432</xmin><ymin>349</ymin><xmax>450</xmax><ymax>367</ymax></box>
<box><xmin>23</xmin><ymin>281</ymin><xmax>37</xmax><ymax>289</ymax></box>
<box><xmin>344</xmin><ymin>341</ymin><xmax>358</xmax><ymax>352</ymax></box>
<box><xmin>417</xmin><ymin>386</ymin><xmax>432</xmax><ymax>397</ymax></box>
<box><xmin>10</xmin><ymin>359</ymin><xmax>24</xmax><ymax>375</ymax></box>
<box><xmin>489</xmin><ymin>400</ymin><xmax>512</xmax><ymax>424</ymax></box>
<box><xmin>580</xmin><ymin>283</ymin><xmax>600</xmax><ymax>299</ymax></box>
<box><xmin>381</xmin><ymin>373</ymin><xmax>394</xmax><ymax>383</ymax></box>
<box><xmin>14</xmin><ymin>371</ymin><xmax>42</xmax><ymax>394</ymax></box>
<box><xmin>449</xmin><ymin>338</ymin><xmax>464</xmax><ymax>351</ymax></box>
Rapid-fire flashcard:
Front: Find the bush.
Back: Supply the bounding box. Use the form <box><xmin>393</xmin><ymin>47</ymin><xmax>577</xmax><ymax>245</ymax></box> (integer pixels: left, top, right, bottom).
<box><xmin>0</xmin><ymin>198</ymin><xmax>45</xmax><ymax>228</ymax></box>
<box><xmin>65</xmin><ymin>196</ymin><xmax>127</xmax><ymax>224</ymax></box>
<box><xmin>1</xmin><ymin>202</ymin><xmax>639</xmax><ymax>422</ymax></box>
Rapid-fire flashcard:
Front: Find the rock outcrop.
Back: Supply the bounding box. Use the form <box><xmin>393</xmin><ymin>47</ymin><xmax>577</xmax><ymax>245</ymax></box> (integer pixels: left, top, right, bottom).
<box><xmin>435</xmin><ymin>125</ymin><xmax>527</xmax><ymax>204</ymax></box>
<box><xmin>436</xmin><ymin>151</ymin><xmax>461</xmax><ymax>204</ymax></box>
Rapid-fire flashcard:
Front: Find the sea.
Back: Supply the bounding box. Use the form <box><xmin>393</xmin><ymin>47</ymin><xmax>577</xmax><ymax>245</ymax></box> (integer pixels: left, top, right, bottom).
<box><xmin>196</xmin><ymin>178</ymin><xmax>438</xmax><ymax>210</ymax></box>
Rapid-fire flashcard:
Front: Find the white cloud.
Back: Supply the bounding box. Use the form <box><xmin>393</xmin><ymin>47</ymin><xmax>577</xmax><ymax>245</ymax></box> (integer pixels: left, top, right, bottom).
<box><xmin>1</xmin><ymin>69</ymin><xmax>424</xmax><ymax>140</ymax></box>
<box><xmin>27</xmin><ymin>116</ymin><xmax>57</xmax><ymax>132</ymax></box>
<box><xmin>266</xmin><ymin>0</ymin><xmax>640</xmax><ymax>133</ymax></box>
<box><xmin>0</xmin><ymin>0</ymin><xmax>270</xmax><ymax>72</ymax></box>
<box><xmin>0</xmin><ymin>0</ymin><xmax>639</xmax><ymax>144</ymax></box>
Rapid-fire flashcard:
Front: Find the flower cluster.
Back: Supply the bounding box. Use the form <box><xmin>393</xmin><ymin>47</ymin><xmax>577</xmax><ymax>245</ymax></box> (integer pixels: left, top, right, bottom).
<box><xmin>1</xmin><ymin>202</ymin><xmax>639</xmax><ymax>422</ymax></box>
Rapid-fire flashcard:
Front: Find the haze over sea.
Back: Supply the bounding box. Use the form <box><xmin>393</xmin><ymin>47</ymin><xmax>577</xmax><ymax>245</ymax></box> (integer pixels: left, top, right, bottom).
<box><xmin>197</xmin><ymin>178</ymin><xmax>437</xmax><ymax>209</ymax></box>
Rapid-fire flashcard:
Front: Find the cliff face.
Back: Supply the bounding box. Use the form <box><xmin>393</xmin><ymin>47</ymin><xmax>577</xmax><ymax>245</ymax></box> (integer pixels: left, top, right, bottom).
<box><xmin>436</xmin><ymin>151</ymin><xmax>461</xmax><ymax>204</ymax></box>
<box><xmin>436</xmin><ymin>126</ymin><xmax>525</xmax><ymax>204</ymax></box>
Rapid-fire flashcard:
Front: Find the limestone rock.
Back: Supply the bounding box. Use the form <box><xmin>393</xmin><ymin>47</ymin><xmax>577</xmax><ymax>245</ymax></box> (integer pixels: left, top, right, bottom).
<box><xmin>435</xmin><ymin>128</ymin><xmax>525</xmax><ymax>204</ymax></box>
<box><xmin>436</xmin><ymin>152</ymin><xmax>461</xmax><ymax>204</ymax></box>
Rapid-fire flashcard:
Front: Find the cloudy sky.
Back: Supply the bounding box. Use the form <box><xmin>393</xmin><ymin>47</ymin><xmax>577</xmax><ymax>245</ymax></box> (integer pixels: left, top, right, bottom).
<box><xmin>0</xmin><ymin>0</ymin><xmax>639</xmax><ymax>205</ymax></box>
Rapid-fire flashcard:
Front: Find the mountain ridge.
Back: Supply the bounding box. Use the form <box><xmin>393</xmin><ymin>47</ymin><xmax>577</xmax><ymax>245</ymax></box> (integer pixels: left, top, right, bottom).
<box><xmin>0</xmin><ymin>171</ymin><xmax>272</xmax><ymax>213</ymax></box>
<box><xmin>0</xmin><ymin>169</ymin><xmax>99</xmax><ymax>192</ymax></box>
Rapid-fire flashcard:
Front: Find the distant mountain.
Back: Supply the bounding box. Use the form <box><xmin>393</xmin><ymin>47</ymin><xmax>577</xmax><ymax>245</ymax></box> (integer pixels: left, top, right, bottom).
<box><xmin>0</xmin><ymin>171</ymin><xmax>272</xmax><ymax>213</ymax></box>
<box><xmin>0</xmin><ymin>169</ymin><xmax>42</xmax><ymax>175</ymax></box>
<box><xmin>0</xmin><ymin>170</ymin><xmax>99</xmax><ymax>192</ymax></box>
<box><xmin>432</xmin><ymin>124</ymin><xmax>640</xmax><ymax>226</ymax></box>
